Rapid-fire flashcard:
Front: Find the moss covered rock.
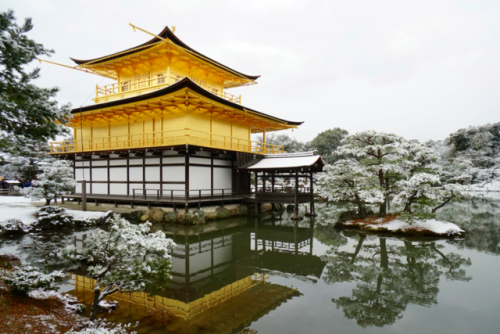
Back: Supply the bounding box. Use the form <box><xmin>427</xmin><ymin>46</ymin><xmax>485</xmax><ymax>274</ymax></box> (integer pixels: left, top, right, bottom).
<box><xmin>164</xmin><ymin>212</ymin><xmax>177</xmax><ymax>224</ymax></box>
<box><xmin>216</xmin><ymin>207</ymin><xmax>231</xmax><ymax>219</ymax></box>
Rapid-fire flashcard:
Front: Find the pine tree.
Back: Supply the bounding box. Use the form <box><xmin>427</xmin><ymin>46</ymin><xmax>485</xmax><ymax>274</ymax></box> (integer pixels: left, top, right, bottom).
<box><xmin>0</xmin><ymin>9</ymin><xmax>71</xmax><ymax>143</ymax></box>
<box><xmin>20</xmin><ymin>159</ymin><xmax>75</xmax><ymax>205</ymax></box>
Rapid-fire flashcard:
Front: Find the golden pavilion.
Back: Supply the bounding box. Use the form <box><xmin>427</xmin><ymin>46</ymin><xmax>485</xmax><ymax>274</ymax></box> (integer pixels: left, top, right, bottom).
<box><xmin>50</xmin><ymin>25</ymin><xmax>323</xmax><ymax>213</ymax></box>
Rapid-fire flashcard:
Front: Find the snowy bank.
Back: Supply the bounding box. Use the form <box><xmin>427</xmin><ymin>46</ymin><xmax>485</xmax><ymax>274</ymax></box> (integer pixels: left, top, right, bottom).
<box><xmin>341</xmin><ymin>216</ymin><xmax>465</xmax><ymax>237</ymax></box>
<box><xmin>0</xmin><ymin>196</ymin><xmax>109</xmax><ymax>226</ymax></box>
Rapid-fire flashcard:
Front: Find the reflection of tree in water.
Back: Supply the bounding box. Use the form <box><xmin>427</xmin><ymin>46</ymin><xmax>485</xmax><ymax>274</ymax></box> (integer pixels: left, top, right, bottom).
<box><xmin>314</xmin><ymin>223</ymin><xmax>348</xmax><ymax>248</ymax></box>
<box><xmin>322</xmin><ymin>232</ymin><xmax>472</xmax><ymax>328</ymax></box>
<box><xmin>438</xmin><ymin>195</ymin><xmax>500</xmax><ymax>255</ymax></box>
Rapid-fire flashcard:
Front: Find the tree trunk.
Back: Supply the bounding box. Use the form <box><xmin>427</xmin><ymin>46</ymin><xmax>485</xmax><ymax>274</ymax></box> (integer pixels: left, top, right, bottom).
<box><xmin>44</xmin><ymin>198</ymin><xmax>51</xmax><ymax>206</ymax></box>
<box><xmin>357</xmin><ymin>201</ymin><xmax>367</xmax><ymax>219</ymax></box>
<box><xmin>431</xmin><ymin>195</ymin><xmax>453</xmax><ymax>214</ymax></box>
<box><xmin>90</xmin><ymin>282</ymin><xmax>102</xmax><ymax>320</ymax></box>
<box><xmin>379</xmin><ymin>201</ymin><xmax>387</xmax><ymax>217</ymax></box>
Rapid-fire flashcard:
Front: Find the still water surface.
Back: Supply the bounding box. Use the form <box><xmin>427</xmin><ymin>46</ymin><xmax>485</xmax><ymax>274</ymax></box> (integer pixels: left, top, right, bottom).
<box><xmin>1</xmin><ymin>195</ymin><xmax>500</xmax><ymax>334</ymax></box>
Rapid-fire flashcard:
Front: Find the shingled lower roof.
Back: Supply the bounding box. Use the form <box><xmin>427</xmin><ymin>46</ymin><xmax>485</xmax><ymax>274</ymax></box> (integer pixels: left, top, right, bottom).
<box><xmin>70</xmin><ymin>77</ymin><xmax>303</xmax><ymax>127</ymax></box>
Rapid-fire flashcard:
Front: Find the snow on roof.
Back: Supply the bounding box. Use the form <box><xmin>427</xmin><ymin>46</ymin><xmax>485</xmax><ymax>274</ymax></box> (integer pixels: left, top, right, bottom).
<box><xmin>5</xmin><ymin>180</ymin><xmax>20</xmax><ymax>184</ymax></box>
<box><xmin>246</xmin><ymin>155</ymin><xmax>324</xmax><ymax>169</ymax></box>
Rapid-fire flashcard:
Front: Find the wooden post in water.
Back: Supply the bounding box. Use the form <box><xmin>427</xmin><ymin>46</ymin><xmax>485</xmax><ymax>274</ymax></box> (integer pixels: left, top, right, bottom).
<box><xmin>82</xmin><ymin>180</ymin><xmax>87</xmax><ymax>212</ymax></box>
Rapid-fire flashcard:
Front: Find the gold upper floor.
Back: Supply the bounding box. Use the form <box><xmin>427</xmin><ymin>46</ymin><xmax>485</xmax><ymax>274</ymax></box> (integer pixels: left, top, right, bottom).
<box><xmin>72</xmin><ymin>26</ymin><xmax>258</xmax><ymax>105</ymax></box>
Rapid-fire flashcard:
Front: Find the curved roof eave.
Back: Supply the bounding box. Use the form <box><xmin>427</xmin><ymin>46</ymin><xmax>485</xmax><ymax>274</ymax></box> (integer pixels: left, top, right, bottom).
<box><xmin>70</xmin><ymin>77</ymin><xmax>303</xmax><ymax>127</ymax></box>
<box><xmin>70</xmin><ymin>26</ymin><xmax>260</xmax><ymax>81</ymax></box>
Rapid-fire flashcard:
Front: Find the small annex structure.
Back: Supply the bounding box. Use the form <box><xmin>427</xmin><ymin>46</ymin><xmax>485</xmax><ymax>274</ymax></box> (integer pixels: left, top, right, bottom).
<box><xmin>47</xmin><ymin>24</ymin><xmax>323</xmax><ymax>211</ymax></box>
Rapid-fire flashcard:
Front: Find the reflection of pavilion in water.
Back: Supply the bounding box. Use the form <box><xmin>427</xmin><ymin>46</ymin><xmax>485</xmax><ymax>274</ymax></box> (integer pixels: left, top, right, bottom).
<box><xmin>70</xmin><ymin>217</ymin><xmax>324</xmax><ymax>333</ymax></box>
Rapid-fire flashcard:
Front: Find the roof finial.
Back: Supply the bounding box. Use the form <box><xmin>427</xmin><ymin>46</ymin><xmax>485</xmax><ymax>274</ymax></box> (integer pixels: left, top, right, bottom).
<box><xmin>171</xmin><ymin>26</ymin><xmax>176</xmax><ymax>34</ymax></box>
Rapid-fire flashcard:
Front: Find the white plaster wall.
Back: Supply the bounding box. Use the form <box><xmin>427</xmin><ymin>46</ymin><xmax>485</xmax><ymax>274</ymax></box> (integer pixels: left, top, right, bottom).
<box><xmin>92</xmin><ymin>168</ymin><xmax>108</xmax><ymax>181</ymax></box>
<box><xmin>75</xmin><ymin>182</ymin><xmax>90</xmax><ymax>194</ymax></box>
<box><xmin>110</xmin><ymin>159</ymin><xmax>127</xmax><ymax>166</ymax></box>
<box><xmin>110</xmin><ymin>183</ymin><xmax>127</xmax><ymax>195</ymax></box>
<box><xmin>162</xmin><ymin>166</ymin><xmax>185</xmax><ymax>182</ymax></box>
<box><xmin>92</xmin><ymin>160</ymin><xmax>107</xmax><ymax>166</ymax></box>
<box><xmin>214</xmin><ymin>159</ymin><xmax>232</xmax><ymax>166</ymax></box>
<box><xmin>189</xmin><ymin>166</ymin><xmax>211</xmax><ymax>191</ymax></box>
<box><xmin>91</xmin><ymin>183</ymin><xmax>107</xmax><ymax>194</ymax></box>
<box><xmin>129</xmin><ymin>159</ymin><xmax>143</xmax><ymax>165</ymax></box>
<box><xmin>75</xmin><ymin>161</ymin><xmax>90</xmax><ymax>167</ymax></box>
<box><xmin>75</xmin><ymin>168</ymin><xmax>90</xmax><ymax>181</ymax></box>
<box><xmin>213</xmin><ymin>167</ymin><xmax>232</xmax><ymax>192</ymax></box>
<box><xmin>145</xmin><ymin>166</ymin><xmax>160</xmax><ymax>182</ymax></box>
<box><xmin>109</xmin><ymin>167</ymin><xmax>127</xmax><ymax>182</ymax></box>
<box><xmin>129</xmin><ymin>167</ymin><xmax>143</xmax><ymax>181</ymax></box>
<box><xmin>145</xmin><ymin>158</ymin><xmax>160</xmax><ymax>165</ymax></box>
<box><xmin>161</xmin><ymin>183</ymin><xmax>184</xmax><ymax>191</ymax></box>
<box><xmin>190</xmin><ymin>157</ymin><xmax>210</xmax><ymax>165</ymax></box>
<box><xmin>162</xmin><ymin>157</ymin><xmax>185</xmax><ymax>164</ymax></box>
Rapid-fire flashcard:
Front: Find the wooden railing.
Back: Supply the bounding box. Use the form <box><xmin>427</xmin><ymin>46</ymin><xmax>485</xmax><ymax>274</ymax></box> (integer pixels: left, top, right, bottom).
<box><xmin>94</xmin><ymin>72</ymin><xmax>242</xmax><ymax>104</ymax></box>
<box><xmin>49</xmin><ymin>129</ymin><xmax>284</xmax><ymax>155</ymax></box>
<box><xmin>132</xmin><ymin>188</ymin><xmax>239</xmax><ymax>201</ymax></box>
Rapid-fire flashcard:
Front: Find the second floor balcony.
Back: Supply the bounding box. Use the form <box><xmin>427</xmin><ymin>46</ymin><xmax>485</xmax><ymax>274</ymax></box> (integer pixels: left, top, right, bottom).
<box><xmin>49</xmin><ymin>128</ymin><xmax>283</xmax><ymax>155</ymax></box>
<box><xmin>93</xmin><ymin>72</ymin><xmax>242</xmax><ymax>104</ymax></box>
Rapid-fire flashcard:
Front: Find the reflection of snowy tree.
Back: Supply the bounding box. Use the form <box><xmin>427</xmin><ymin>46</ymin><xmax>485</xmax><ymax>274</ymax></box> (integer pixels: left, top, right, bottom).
<box><xmin>438</xmin><ymin>195</ymin><xmax>500</xmax><ymax>255</ymax></box>
<box><xmin>322</xmin><ymin>232</ymin><xmax>472</xmax><ymax>328</ymax></box>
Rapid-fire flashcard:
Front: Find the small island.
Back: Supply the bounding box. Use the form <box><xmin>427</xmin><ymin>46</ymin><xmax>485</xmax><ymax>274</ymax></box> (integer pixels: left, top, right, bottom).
<box><xmin>316</xmin><ymin>131</ymin><xmax>470</xmax><ymax>237</ymax></box>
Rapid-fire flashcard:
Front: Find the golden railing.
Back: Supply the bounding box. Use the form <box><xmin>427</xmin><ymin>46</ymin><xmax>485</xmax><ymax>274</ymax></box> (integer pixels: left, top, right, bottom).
<box><xmin>94</xmin><ymin>72</ymin><xmax>241</xmax><ymax>104</ymax></box>
<box><xmin>49</xmin><ymin>129</ymin><xmax>284</xmax><ymax>155</ymax></box>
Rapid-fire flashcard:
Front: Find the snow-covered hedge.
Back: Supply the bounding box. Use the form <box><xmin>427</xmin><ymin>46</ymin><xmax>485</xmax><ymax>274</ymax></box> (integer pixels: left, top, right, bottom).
<box><xmin>0</xmin><ymin>218</ymin><xmax>30</xmax><ymax>234</ymax></box>
<box><xmin>1</xmin><ymin>266</ymin><xmax>65</xmax><ymax>295</ymax></box>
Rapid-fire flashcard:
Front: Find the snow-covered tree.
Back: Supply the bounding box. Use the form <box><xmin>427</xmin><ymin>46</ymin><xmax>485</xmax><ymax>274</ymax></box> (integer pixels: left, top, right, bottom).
<box><xmin>442</xmin><ymin>122</ymin><xmax>500</xmax><ymax>187</ymax></box>
<box><xmin>393</xmin><ymin>173</ymin><xmax>469</xmax><ymax>214</ymax></box>
<box><xmin>318</xmin><ymin>131</ymin><xmax>457</xmax><ymax>218</ymax></box>
<box><xmin>20</xmin><ymin>159</ymin><xmax>75</xmax><ymax>205</ymax></box>
<box><xmin>317</xmin><ymin>159</ymin><xmax>384</xmax><ymax>219</ymax></box>
<box><xmin>0</xmin><ymin>10</ymin><xmax>71</xmax><ymax>142</ymax></box>
<box><xmin>0</xmin><ymin>137</ymin><xmax>51</xmax><ymax>180</ymax></box>
<box><xmin>61</xmin><ymin>215</ymin><xmax>176</xmax><ymax>319</ymax></box>
<box><xmin>335</xmin><ymin>131</ymin><xmax>439</xmax><ymax>216</ymax></box>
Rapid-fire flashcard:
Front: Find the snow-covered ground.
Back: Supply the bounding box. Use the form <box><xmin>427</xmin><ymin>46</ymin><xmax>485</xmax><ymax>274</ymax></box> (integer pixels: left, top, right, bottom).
<box><xmin>0</xmin><ymin>196</ymin><xmax>43</xmax><ymax>225</ymax></box>
<box><xmin>0</xmin><ymin>196</ymin><xmax>106</xmax><ymax>225</ymax></box>
<box><xmin>343</xmin><ymin>218</ymin><xmax>464</xmax><ymax>236</ymax></box>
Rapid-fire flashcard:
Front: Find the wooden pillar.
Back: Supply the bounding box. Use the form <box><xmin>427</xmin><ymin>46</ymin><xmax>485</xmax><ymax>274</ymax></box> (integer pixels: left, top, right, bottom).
<box><xmin>262</xmin><ymin>128</ymin><xmax>266</xmax><ymax>154</ymax></box>
<box><xmin>81</xmin><ymin>180</ymin><xmax>87</xmax><ymax>212</ymax></box>
<box><xmin>271</xmin><ymin>172</ymin><xmax>275</xmax><ymax>192</ymax></box>
<box><xmin>293</xmin><ymin>171</ymin><xmax>299</xmax><ymax>218</ymax></box>
<box><xmin>263</xmin><ymin>171</ymin><xmax>266</xmax><ymax>193</ymax></box>
<box><xmin>254</xmin><ymin>171</ymin><xmax>258</xmax><ymax>215</ymax></box>
<box><xmin>309</xmin><ymin>171</ymin><xmax>317</xmax><ymax>216</ymax></box>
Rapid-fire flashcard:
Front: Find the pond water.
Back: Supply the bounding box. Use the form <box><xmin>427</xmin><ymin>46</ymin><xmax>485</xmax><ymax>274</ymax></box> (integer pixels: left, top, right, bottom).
<box><xmin>1</xmin><ymin>194</ymin><xmax>500</xmax><ymax>334</ymax></box>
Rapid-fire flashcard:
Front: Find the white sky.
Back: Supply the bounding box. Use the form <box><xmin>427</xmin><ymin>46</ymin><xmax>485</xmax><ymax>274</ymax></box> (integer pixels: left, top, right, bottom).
<box><xmin>6</xmin><ymin>0</ymin><xmax>500</xmax><ymax>143</ymax></box>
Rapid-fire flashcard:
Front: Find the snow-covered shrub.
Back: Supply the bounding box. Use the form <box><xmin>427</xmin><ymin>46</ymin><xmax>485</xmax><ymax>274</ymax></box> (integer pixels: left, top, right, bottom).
<box><xmin>35</xmin><ymin>206</ymin><xmax>73</xmax><ymax>230</ymax></box>
<box><xmin>20</xmin><ymin>159</ymin><xmax>75</xmax><ymax>205</ymax></box>
<box><xmin>0</xmin><ymin>218</ymin><xmax>30</xmax><ymax>234</ymax></box>
<box><xmin>1</xmin><ymin>266</ymin><xmax>65</xmax><ymax>295</ymax></box>
<box><xmin>61</xmin><ymin>214</ymin><xmax>176</xmax><ymax>319</ymax></box>
<box><xmin>29</xmin><ymin>288</ymin><xmax>87</xmax><ymax>314</ymax></box>
<box><xmin>66</xmin><ymin>319</ymin><xmax>136</xmax><ymax>334</ymax></box>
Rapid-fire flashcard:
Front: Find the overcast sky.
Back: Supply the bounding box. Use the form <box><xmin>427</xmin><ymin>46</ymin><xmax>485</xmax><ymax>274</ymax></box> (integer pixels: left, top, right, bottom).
<box><xmin>5</xmin><ymin>0</ymin><xmax>500</xmax><ymax>143</ymax></box>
